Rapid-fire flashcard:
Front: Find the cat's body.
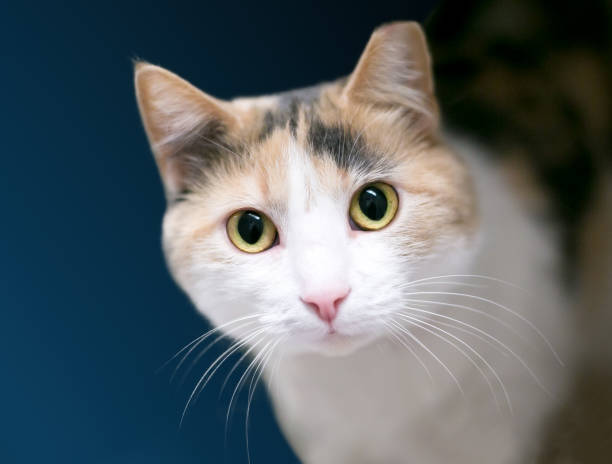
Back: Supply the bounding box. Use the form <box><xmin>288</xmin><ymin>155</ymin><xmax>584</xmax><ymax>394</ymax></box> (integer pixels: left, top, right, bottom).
<box><xmin>268</xmin><ymin>138</ymin><xmax>573</xmax><ymax>464</ymax></box>
<box><xmin>134</xmin><ymin>13</ymin><xmax>610</xmax><ymax>464</ymax></box>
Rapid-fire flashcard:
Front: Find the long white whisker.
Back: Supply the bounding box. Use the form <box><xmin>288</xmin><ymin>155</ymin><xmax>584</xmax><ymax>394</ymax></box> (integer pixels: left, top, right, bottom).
<box><xmin>245</xmin><ymin>338</ymin><xmax>283</xmax><ymax>464</ymax></box>
<box><xmin>402</xmin><ymin>281</ymin><xmax>485</xmax><ymax>289</ymax></box>
<box><xmin>404</xmin><ymin>298</ymin><xmax>528</xmax><ymax>343</ymax></box>
<box><xmin>218</xmin><ymin>325</ymin><xmax>273</xmax><ymax>395</ymax></box>
<box><xmin>225</xmin><ymin>338</ymin><xmax>274</xmax><ymax>432</ymax></box>
<box><xmin>401</xmin><ymin>312</ymin><xmax>507</xmax><ymax>356</ymax></box>
<box><xmin>174</xmin><ymin>319</ymin><xmax>259</xmax><ymax>385</ymax></box>
<box><xmin>180</xmin><ymin>326</ymin><xmax>268</xmax><ymax>427</ymax></box>
<box><xmin>157</xmin><ymin>313</ymin><xmax>264</xmax><ymax>374</ymax></box>
<box><xmin>398</xmin><ymin>307</ymin><xmax>549</xmax><ymax>394</ymax></box>
<box><xmin>193</xmin><ymin>328</ymin><xmax>268</xmax><ymax>405</ymax></box>
<box><xmin>402</xmin><ymin>291</ymin><xmax>562</xmax><ymax>365</ymax></box>
<box><xmin>399</xmin><ymin>315</ymin><xmax>512</xmax><ymax>414</ymax></box>
<box><xmin>387</xmin><ymin>319</ymin><xmax>465</xmax><ymax>397</ymax></box>
<box><xmin>382</xmin><ymin>321</ymin><xmax>434</xmax><ymax>385</ymax></box>
<box><xmin>401</xmin><ymin>274</ymin><xmax>523</xmax><ymax>290</ymax></box>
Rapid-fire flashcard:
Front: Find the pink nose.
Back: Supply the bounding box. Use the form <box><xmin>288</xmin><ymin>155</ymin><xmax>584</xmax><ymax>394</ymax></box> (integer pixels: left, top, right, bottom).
<box><xmin>301</xmin><ymin>287</ymin><xmax>350</xmax><ymax>324</ymax></box>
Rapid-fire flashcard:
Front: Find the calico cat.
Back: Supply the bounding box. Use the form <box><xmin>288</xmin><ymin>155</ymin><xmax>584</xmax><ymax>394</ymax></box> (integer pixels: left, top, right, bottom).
<box><xmin>134</xmin><ymin>18</ymin><xmax>607</xmax><ymax>464</ymax></box>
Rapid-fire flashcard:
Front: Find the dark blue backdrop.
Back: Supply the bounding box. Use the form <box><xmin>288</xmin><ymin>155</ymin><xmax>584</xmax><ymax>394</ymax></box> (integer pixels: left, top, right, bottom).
<box><xmin>1</xmin><ymin>1</ymin><xmax>437</xmax><ymax>463</ymax></box>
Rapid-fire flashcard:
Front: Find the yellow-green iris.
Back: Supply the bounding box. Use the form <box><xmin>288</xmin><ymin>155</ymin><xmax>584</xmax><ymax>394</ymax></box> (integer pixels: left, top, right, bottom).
<box><xmin>349</xmin><ymin>182</ymin><xmax>398</xmax><ymax>230</ymax></box>
<box><xmin>227</xmin><ymin>210</ymin><xmax>277</xmax><ymax>253</ymax></box>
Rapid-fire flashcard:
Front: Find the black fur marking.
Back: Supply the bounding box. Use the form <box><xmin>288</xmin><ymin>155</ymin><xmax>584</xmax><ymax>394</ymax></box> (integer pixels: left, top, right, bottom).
<box><xmin>307</xmin><ymin>118</ymin><xmax>379</xmax><ymax>171</ymax></box>
<box><xmin>174</xmin><ymin>188</ymin><xmax>192</xmax><ymax>203</ymax></box>
<box><xmin>287</xmin><ymin>99</ymin><xmax>299</xmax><ymax>135</ymax></box>
<box><xmin>260</xmin><ymin>111</ymin><xmax>277</xmax><ymax>140</ymax></box>
<box><xmin>276</xmin><ymin>85</ymin><xmax>322</xmax><ymax>107</ymax></box>
<box><xmin>166</xmin><ymin>120</ymin><xmax>243</xmax><ymax>201</ymax></box>
<box><xmin>260</xmin><ymin>102</ymin><xmax>299</xmax><ymax>139</ymax></box>
<box><xmin>259</xmin><ymin>85</ymin><xmax>322</xmax><ymax>140</ymax></box>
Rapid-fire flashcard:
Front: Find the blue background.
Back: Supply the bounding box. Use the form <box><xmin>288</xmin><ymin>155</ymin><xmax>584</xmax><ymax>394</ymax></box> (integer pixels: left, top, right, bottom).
<box><xmin>0</xmin><ymin>1</ymin><xmax>436</xmax><ymax>463</ymax></box>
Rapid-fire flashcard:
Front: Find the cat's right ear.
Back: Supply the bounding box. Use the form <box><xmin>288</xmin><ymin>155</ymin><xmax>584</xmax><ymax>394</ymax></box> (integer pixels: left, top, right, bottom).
<box><xmin>342</xmin><ymin>22</ymin><xmax>438</xmax><ymax>132</ymax></box>
<box><xmin>134</xmin><ymin>62</ymin><xmax>239</xmax><ymax>200</ymax></box>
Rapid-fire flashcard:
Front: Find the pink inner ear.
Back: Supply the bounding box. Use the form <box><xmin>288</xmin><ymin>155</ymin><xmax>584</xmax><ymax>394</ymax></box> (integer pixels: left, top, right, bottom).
<box><xmin>301</xmin><ymin>287</ymin><xmax>351</xmax><ymax>325</ymax></box>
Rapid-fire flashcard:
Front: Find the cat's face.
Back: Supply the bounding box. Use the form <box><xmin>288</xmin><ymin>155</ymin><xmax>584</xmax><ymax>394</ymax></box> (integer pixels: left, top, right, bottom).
<box><xmin>135</xmin><ymin>22</ymin><xmax>478</xmax><ymax>355</ymax></box>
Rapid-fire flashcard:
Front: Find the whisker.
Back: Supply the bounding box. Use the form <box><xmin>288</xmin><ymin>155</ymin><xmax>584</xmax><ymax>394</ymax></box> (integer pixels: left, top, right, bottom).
<box><xmin>399</xmin><ymin>315</ymin><xmax>512</xmax><ymax>414</ymax></box>
<box><xmin>398</xmin><ymin>307</ymin><xmax>549</xmax><ymax>395</ymax></box>
<box><xmin>174</xmin><ymin>320</ymin><xmax>259</xmax><ymax>385</ymax></box>
<box><xmin>156</xmin><ymin>313</ymin><xmax>264</xmax><ymax>374</ymax></box>
<box><xmin>401</xmin><ymin>274</ymin><xmax>524</xmax><ymax>291</ymax></box>
<box><xmin>247</xmin><ymin>338</ymin><xmax>282</xmax><ymax>415</ymax></box>
<box><xmin>225</xmin><ymin>337</ymin><xmax>275</xmax><ymax>432</ymax></box>
<box><xmin>218</xmin><ymin>325</ymin><xmax>272</xmax><ymax>396</ymax></box>
<box><xmin>197</xmin><ymin>330</ymin><xmax>270</xmax><ymax>406</ymax></box>
<box><xmin>402</xmin><ymin>291</ymin><xmax>562</xmax><ymax>365</ymax></box>
<box><xmin>404</xmin><ymin>298</ymin><xmax>528</xmax><ymax>343</ymax></box>
<box><xmin>245</xmin><ymin>338</ymin><xmax>283</xmax><ymax>464</ymax></box>
<box><xmin>402</xmin><ymin>281</ymin><xmax>485</xmax><ymax>289</ymax></box>
<box><xmin>382</xmin><ymin>321</ymin><xmax>434</xmax><ymax>384</ymax></box>
<box><xmin>401</xmin><ymin>313</ymin><xmax>508</xmax><ymax>356</ymax></box>
<box><xmin>180</xmin><ymin>326</ymin><xmax>268</xmax><ymax>427</ymax></box>
<box><xmin>387</xmin><ymin>319</ymin><xmax>465</xmax><ymax>397</ymax></box>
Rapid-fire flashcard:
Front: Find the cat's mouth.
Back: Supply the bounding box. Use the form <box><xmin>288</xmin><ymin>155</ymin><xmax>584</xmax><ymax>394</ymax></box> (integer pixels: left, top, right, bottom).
<box><xmin>279</xmin><ymin>317</ymin><xmax>381</xmax><ymax>356</ymax></box>
<box><xmin>323</xmin><ymin>329</ymin><xmax>346</xmax><ymax>342</ymax></box>
<box><xmin>310</xmin><ymin>327</ymin><xmax>377</xmax><ymax>356</ymax></box>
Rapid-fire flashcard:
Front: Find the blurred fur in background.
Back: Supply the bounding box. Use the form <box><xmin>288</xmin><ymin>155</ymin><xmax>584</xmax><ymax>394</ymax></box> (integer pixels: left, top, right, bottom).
<box><xmin>428</xmin><ymin>1</ymin><xmax>612</xmax><ymax>461</ymax></box>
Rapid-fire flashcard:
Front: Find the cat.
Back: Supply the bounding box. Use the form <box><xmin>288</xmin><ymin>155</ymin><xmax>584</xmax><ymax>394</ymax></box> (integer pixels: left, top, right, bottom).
<box><xmin>134</xmin><ymin>20</ymin><xmax>590</xmax><ymax>464</ymax></box>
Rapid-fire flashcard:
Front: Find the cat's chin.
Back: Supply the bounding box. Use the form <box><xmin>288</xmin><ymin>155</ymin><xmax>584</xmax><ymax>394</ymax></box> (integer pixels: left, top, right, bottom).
<box><xmin>294</xmin><ymin>331</ymin><xmax>378</xmax><ymax>357</ymax></box>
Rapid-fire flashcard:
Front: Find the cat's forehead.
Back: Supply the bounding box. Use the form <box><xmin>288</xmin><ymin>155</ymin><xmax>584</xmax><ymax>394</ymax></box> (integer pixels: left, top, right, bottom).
<box><xmin>212</xmin><ymin>126</ymin><xmax>372</xmax><ymax>216</ymax></box>
<box><xmin>221</xmin><ymin>85</ymin><xmax>405</xmax><ymax>202</ymax></box>
<box><xmin>184</xmin><ymin>82</ymin><xmax>452</xmax><ymax>228</ymax></box>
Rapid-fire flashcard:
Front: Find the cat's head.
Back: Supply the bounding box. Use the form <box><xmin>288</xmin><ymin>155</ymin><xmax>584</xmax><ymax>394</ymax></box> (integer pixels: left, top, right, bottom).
<box><xmin>135</xmin><ymin>22</ymin><xmax>478</xmax><ymax>356</ymax></box>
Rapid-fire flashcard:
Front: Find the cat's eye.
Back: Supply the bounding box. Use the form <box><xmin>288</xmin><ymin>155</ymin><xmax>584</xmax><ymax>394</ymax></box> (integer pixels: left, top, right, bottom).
<box><xmin>349</xmin><ymin>182</ymin><xmax>398</xmax><ymax>231</ymax></box>
<box><xmin>227</xmin><ymin>210</ymin><xmax>278</xmax><ymax>253</ymax></box>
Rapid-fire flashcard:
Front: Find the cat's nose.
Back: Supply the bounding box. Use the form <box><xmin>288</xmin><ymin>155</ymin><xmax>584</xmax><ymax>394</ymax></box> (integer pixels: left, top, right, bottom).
<box><xmin>300</xmin><ymin>287</ymin><xmax>350</xmax><ymax>325</ymax></box>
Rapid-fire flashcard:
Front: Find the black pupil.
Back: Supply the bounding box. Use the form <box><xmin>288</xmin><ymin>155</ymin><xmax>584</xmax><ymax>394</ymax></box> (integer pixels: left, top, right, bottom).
<box><xmin>359</xmin><ymin>186</ymin><xmax>388</xmax><ymax>221</ymax></box>
<box><xmin>238</xmin><ymin>211</ymin><xmax>264</xmax><ymax>244</ymax></box>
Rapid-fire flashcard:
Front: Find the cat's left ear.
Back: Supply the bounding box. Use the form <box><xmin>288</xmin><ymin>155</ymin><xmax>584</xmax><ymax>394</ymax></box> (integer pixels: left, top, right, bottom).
<box><xmin>134</xmin><ymin>62</ymin><xmax>240</xmax><ymax>200</ymax></box>
<box><xmin>343</xmin><ymin>22</ymin><xmax>438</xmax><ymax>131</ymax></box>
